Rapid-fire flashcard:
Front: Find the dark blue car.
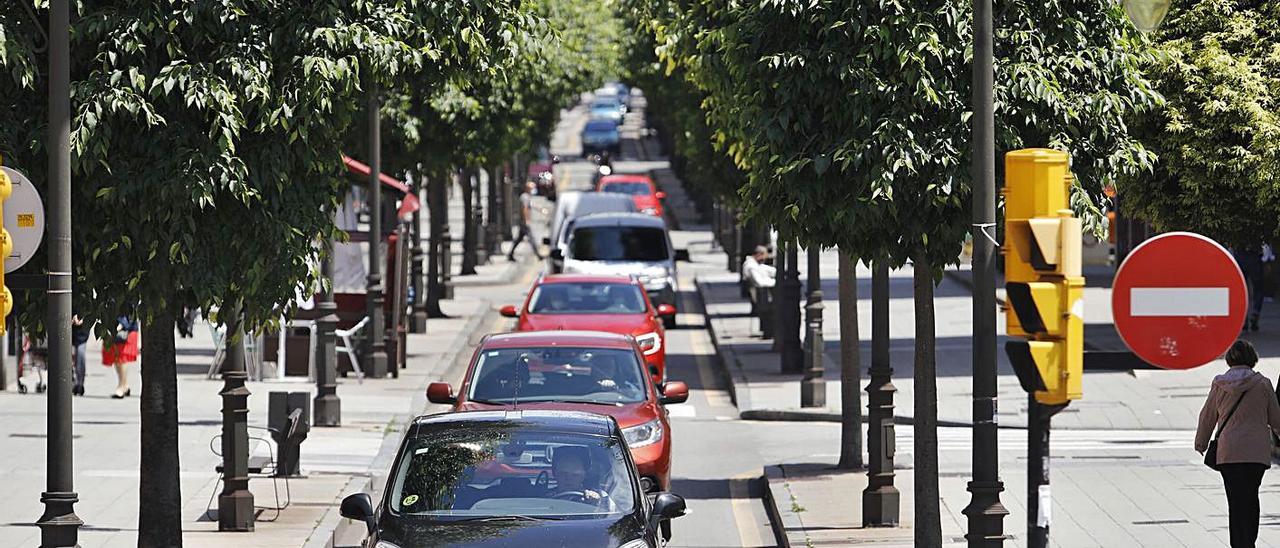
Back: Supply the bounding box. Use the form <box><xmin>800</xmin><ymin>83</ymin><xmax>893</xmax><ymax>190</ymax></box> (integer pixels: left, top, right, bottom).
<box><xmin>581</xmin><ymin>119</ymin><xmax>621</xmax><ymax>156</ymax></box>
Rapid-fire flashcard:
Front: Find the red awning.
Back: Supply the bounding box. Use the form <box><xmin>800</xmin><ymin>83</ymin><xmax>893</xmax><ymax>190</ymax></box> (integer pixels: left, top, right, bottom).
<box><xmin>342</xmin><ymin>154</ymin><xmax>421</xmax><ymax>219</ymax></box>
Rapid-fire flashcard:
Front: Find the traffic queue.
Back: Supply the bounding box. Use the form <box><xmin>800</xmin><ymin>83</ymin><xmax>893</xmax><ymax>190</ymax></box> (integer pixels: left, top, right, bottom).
<box><xmin>340</xmin><ymin>86</ymin><xmax>690</xmax><ymax>548</ymax></box>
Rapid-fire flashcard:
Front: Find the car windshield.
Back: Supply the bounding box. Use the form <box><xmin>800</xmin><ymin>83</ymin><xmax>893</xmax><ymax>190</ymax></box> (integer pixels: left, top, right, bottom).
<box><xmin>529</xmin><ymin>283</ymin><xmax>647</xmax><ymax>314</ymax></box>
<box><xmin>388</xmin><ymin>424</ymin><xmax>637</xmax><ymax>519</ymax></box>
<box><xmin>469</xmin><ymin>347</ymin><xmax>649</xmax><ymax>405</ymax></box>
<box><xmin>600</xmin><ymin>182</ymin><xmax>651</xmax><ymax>196</ymax></box>
<box><xmin>570</xmin><ymin>226</ymin><xmax>669</xmax><ymax>262</ymax></box>
<box><xmin>584</xmin><ymin>121</ymin><xmax>617</xmax><ymax>132</ymax></box>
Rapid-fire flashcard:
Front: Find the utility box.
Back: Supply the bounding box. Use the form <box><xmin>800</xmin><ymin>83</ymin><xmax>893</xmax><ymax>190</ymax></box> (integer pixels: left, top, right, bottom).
<box><xmin>268</xmin><ymin>391</ymin><xmax>311</xmax><ymax>477</ymax></box>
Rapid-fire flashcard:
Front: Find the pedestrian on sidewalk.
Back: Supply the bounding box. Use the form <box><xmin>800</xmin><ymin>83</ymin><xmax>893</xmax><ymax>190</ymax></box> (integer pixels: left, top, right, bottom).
<box><xmin>742</xmin><ymin>245</ymin><xmax>776</xmax><ymax>288</ymax></box>
<box><xmin>103</xmin><ymin>314</ymin><xmax>140</xmax><ymax>399</ymax></box>
<box><xmin>1195</xmin><ymin>340</ymin><xmax>1280</xmax><ymax>548</ymax></box>
<box><xmin>1232</xmin><ymin>245</ymin><xmax>1266</xmax><ymax>332</ymax></box>
<box><xmin>508</xmin><ymin>180</ymin><xmax>544</xmax><ymax>262</ymax></box>
<box><xmin>71</xmin><ymin>312</ymin><xmax>89</xmax><ymax>396</ymax></box>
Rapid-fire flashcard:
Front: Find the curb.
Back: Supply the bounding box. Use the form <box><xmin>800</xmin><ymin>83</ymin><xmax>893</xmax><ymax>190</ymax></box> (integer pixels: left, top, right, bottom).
<box><xmin>693</xmin><ymin>275</ymin><xmax>751</xmax><ymax>411</ymax></box>
<box><xmin>761</xmin><ymin>466</ymin><xmax>793</xmax><ymax>548</ymax></box>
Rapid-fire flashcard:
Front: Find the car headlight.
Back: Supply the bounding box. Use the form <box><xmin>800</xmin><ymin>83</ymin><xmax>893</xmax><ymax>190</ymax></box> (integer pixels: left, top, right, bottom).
<box><xmin>622</xmin><ymin>418</ymin><xmax>664</xmax><ymax>448</ymax></box>
<box><xmin>619</xmin><ymin>540</ymin><xmax>651</xmax><ymax>548</ymax></box>
<box><xmin>640</xmin><ymin>207</ymin><xmax>659</xmax><ymax>215</ymax></box>
<box><xmin>635</xmin><ymin>331</ymin><xmax>662</xmax><ymax>356</ymax></box>
<box><xmin>376</xmin><ymin>542</ymin><xmax>402</xmax><ymax>548</ymax></box>
<box><xmin>641</xmin><ymin>276</ymin><xmax>674</xmax><ymax>292</ymax></box>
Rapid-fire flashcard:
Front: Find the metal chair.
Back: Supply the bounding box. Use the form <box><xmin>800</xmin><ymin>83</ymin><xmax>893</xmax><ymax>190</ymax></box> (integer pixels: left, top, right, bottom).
<box><xmin>335</xmin><ymin>316</ymin><xmax>370</xmax><ymax>382</ymax></box>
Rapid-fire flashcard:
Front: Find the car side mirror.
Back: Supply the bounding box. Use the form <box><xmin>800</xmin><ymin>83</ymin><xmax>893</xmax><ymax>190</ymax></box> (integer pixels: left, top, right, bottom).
<box><xmin>340</xmin><ymin>493</ymin><xmax>376</xmax><ymax>534</ymax></box>
<box><xmin>648</xmin><ymin>492</ymin><xmax>687</xmax><ymax>536</ymax></box>
<box><xmin>426</xmin><ymin>382</ymin><xmax>457</xmax><ymax>405</ymax></box>
<box><xmin>499</xmin><ymin>304</ymin><xmax>520</xmax><ymax>318</ymax></box>
<box><xmin>654</xmin><ymin>191</ymin><xmax>667</xmax><ymax>200</ymax></box>
<box><xmin>674</xmin><ymin>249</ymin><xmax>691</xmax><ymax>262</ymax></box>
<box><xmin>552</xmin><ymin>155</ymin><xmax>561</xmax><ymax>164</ymax></box>
<box><xmin>660</xmin><ymin>381</ymin><xmax>689</xmax><ymax>405</ymax></box>
<box><xmin>656</xmin><ymin>304</ymin><xmax>677</xmax><ymax>317</ymax></box>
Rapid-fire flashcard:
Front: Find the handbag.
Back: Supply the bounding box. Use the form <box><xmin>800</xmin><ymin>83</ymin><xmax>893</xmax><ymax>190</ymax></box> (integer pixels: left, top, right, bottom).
<box><xmin>1205</xmin><ymin>387</ymin><xmax>1251</xmax><ymax>470</ymax></box>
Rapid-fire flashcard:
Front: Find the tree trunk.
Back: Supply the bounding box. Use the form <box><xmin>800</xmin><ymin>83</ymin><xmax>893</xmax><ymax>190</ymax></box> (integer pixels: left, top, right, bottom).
<box><xmin>460</xmin><ymin>167</ymin><xmax>478</xmax><ymax>275</ymax></box>
<box><xmin>912</xmin><ymin>255</ymin><xmax>941</xmax><ymax>546</ymax></box>
<box><xmin>138</xmin><ymin>313</ymin><xmax>182</xmax><ymax>547</ymax></box>
<box><xmin>425</xmin><ymin>171</ymin><xmax>447</xmax><ymax>318</ymax></box>
<box><xmin>837</xmin><ymin>249</ymin><xmax>863</xmax><ymax>470</ymax></box>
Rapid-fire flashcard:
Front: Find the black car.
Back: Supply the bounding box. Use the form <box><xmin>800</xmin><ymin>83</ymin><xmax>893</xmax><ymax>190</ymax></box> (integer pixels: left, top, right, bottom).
<box><xmin>340</xmin><ymin>410</ymin><xmax>687</xmax><ymax>548</ymax></box>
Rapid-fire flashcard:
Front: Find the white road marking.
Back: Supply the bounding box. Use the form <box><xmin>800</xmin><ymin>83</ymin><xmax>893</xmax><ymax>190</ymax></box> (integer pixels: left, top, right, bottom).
<box><xmin>1130</xmin><ymin>287</ymin><xmax>1229</xmax><ymax>316</ymax></box>
<box><xmin>730</xmin><ymin>471</ymin><xmax>767</xmax><ymax>548</ymax></box>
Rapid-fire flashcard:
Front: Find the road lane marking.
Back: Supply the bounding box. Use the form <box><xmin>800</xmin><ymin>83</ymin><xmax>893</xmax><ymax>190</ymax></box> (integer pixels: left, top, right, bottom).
<box><xmin>730</xmin><ymin>471</ymin><xmax>767</xmax><ymax>548</ymax></box>
<box><xmin>1130</xmin><ymin>287</ymin><xmax>1229</xmax><ymax>316</ymax></box>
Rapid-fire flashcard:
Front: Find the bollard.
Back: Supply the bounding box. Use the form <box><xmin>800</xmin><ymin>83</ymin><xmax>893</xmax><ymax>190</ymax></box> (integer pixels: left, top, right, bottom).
<box><xmin>269</xmin><ymin>392</ymin><xmax>311</xmax><ymax>477</ymax></box>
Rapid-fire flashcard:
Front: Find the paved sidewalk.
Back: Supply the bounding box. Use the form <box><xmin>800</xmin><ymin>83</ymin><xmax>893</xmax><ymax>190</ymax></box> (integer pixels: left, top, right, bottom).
<box><xmin>695</xmin><ymin>248</ymin><xmax>1280</xmax><ymax>430</ymax></box>
<box><xmin>0</xmin><ymin>166</ymin><xmax>546</xmax><ymax>547</ymax></box>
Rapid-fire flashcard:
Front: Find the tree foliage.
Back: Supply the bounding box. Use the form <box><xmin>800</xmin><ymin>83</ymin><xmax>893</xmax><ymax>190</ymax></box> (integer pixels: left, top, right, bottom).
<box><xmin>1123</xmin><ymin>0</ymin><xmax>1280</xmax><ymax>248</ymax></box>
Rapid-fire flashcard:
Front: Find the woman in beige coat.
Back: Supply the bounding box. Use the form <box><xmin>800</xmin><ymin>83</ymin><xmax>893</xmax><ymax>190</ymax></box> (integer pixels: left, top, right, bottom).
<box><xmin>1195</xmin><ymin>340</ymin><xmax>1280</xmax><ymax>548</ymax></box>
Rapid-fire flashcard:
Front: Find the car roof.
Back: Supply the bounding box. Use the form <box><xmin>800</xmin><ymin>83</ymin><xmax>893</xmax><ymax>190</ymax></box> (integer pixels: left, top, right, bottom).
<box><xmin>412</xmin><ymin>409</ymin><xmax>618</xmax><ymax>436</ymax></box>
<box><xmin>538</xmin><ymin>273</ymin><xmax>640</xmax><ymax>285</ymax></box>
<box><xmin>577</xmin><ymin>192</ymin><xmax>636</xmax><ymax>207</ymax></box>
<box><xmin>481</xmin><ymin>330</ymin><xmax>638</xmax><ymax>350</ymax></box>
<box><xmin>572</xmin><ymin>212</ymin><xmax>668</xmax><ymax>229</ymax></box>
<box><xmin>599</xmin><ymin>174</ymin><xmax>653</xmax><ymax>184</ymax></box>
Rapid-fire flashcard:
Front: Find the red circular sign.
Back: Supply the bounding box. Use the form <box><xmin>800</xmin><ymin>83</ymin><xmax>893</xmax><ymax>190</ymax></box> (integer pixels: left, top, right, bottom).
<box><xmin>1112</xmin><ymin>232</ymin><xmax>1247</xmax><ymax>369</ymax></box>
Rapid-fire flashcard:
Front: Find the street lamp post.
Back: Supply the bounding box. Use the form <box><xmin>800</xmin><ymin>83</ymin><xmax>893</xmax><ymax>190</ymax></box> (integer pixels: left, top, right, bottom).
<box><xmin>800</xmin><ymin>247</ymin><xmax>825</xmax><ymax>407</ymax></box>
<box><xmin>314</xmin><ymin>240</ymin><xmax>341</xmax><ymax>426</ymax></box>
<box><xmin>781</xmin><ymin>241</ymin><xmax>804</xmax><ymax>373</ymax></box>
<box><xmin>218</xmin><ymin>310</ymin><xmax>254</xmax><ymax>531</ymax></box>
<box><xmin>863</xmin><ymin>261</ymin><xmax>899</xmax><ymax>525</ymax></box>
<box><xmin>364</xmin><ymin>85</ymin><xmax>389</xmax><ymax>379</ymax></box>
<box><xmin>409</xmin><ymin>181</ymin><xmax>427</xmax><ymax>333</ymax></box>
<box><xmin>36</xmin><ymin>2</ymin><xmax>83</xmax><ymax>544</ymax></box>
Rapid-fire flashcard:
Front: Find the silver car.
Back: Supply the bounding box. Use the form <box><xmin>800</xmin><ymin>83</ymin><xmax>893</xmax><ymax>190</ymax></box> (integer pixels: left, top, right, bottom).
<box><xmin>546</xmin><ymin>191</ymin><xmax>638</xmax><ymax>274</ymax></box>
<box><xmin>552</xmin><ymin>212</ymin><xmax>678</xmax><ymax>328</ymax></box>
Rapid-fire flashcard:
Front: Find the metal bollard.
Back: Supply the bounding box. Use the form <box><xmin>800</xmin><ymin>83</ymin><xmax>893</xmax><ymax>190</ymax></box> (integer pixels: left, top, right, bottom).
<box><xmin>269</xmin><ymin>391</ymin><xmax>311</xmax><ymax>477</ymax></box>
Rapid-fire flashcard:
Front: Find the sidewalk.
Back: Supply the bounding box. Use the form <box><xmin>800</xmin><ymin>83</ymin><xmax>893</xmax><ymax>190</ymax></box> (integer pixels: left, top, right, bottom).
<box><xmin>695</xmin><ymin>249</ymin><xmax>1280</xmax><ymax>430</ymax></box>
<box><xmin>0</xmin><ymin>168</ymin><xmax>544</xmax><ymax>547</ymax></box>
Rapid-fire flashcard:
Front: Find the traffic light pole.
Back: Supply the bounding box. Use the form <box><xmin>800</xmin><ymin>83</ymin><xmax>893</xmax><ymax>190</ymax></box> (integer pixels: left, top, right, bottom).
<box><xmin>1027</xmin><ymin>397</ymin><xmax>1068</xmax><ymax>548</ymax></box>
<box><xmin>37</xmin><ymin>2</ymin><xmax>83</xmax><ymax>545</ymax></box>
<box><xmin>964</xmin><ymin>0</ymin><xmax>1009</xmax><ymax>542</ymax></box>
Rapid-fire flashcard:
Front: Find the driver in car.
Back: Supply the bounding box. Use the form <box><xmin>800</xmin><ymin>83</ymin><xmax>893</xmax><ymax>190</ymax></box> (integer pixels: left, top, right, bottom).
<box><xmin>548</xmin><ymin>447</ymin><xmax>606</xmax><ymax>503</ymax></box>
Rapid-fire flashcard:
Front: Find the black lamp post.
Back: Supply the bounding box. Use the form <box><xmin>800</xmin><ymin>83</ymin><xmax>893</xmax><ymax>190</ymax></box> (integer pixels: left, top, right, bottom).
<box><xmin>314</xmin><ymin>240</ymin><xmax>341</xmax><ymax>426</ymax></box>
<box><xmin>36</xmin><ymin>2</ymin><xmax>82</xmax><ymax>544</ymax></box>
<box><xmin>800</xmin><ymin>247</ymin><xmax>825</xmax><ymax>407</ymax></box>
<box><xmin>363</xmin><ymin>85</ymin><xmax>389</xmax><ymax>379</ymax></box>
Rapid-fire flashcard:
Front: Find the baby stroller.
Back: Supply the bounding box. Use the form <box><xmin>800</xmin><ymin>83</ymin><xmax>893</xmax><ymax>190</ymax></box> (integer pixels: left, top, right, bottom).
<box><xmin>16</xmin><ymin>334</ymin><xmax>48</xmax><ymax>394</ymax></box>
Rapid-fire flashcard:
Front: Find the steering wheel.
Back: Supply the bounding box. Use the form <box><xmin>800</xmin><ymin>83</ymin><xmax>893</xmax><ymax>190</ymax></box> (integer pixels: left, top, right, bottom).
<box><xmin>551</xmin><ymin>490</ymin><xmax>589</xmax><ymax>502</ymax></box>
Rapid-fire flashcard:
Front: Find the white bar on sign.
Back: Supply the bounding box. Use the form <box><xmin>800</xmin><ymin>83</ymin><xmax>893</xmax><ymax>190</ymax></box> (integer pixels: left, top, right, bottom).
<box><xmin>1130</xmin><ymin>287</ymin><xmax>1229</xmax><ymax>317</ymax></box>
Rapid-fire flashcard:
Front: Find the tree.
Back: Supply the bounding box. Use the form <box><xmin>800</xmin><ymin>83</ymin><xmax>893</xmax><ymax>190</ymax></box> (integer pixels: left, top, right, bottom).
<box><xmin>1124</xmin><ymin>0</ymin><xmax>1280</xmax><ymax>248</ymax></box>
<box><xmin>0</xmin><ymin>0</ymin><xmax>507</xmax><ymax>542</ymax></box>
<box><xmin>622</xmin><ymin>0</ymin><xmax>1157</xmax><ymax>541</ymax></box>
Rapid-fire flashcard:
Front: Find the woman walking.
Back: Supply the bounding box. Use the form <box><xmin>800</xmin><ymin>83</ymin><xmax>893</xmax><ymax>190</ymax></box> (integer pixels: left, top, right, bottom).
<box><xmin>103</xmin><ymin>315</ymin><xmax>140</xmax><ymax>399</ymax></box>
<box><xmin>1195</xmin><ymin>340</ymin><xmax>1280</xmax><ymax>547</ymax></box>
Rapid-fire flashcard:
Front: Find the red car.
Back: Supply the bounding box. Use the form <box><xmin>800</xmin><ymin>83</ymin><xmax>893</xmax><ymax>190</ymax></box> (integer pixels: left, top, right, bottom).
<box><xmin>597</xmin><ymin>174</ymin><xmax>665</xmax><ymax>218</ymax></box>
<box><xmin>426</xmin><ymin>330</ymin><xmax>689</xmax><ymax>493</ymax></box>
<box><xmin>501</xmin><ymin>274</ymin><xmax>675</xmax><ymax>384</ymax></box>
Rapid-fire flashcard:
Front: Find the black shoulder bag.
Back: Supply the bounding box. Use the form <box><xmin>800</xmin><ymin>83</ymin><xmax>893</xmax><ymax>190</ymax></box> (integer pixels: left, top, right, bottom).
<box><xmin>1205</xmin><ymin>387</ymin><xmax>1251</xmax><ymax>471</ymax></box>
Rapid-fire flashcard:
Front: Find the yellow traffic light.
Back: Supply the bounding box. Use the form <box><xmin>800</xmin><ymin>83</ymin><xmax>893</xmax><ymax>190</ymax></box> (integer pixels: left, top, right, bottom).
<box><xmin>0</xmin><ymin>163</ymin><xmax>10</xmax><ymax>334</ymax></box>
<box><xmin>1003</xmin><ymin>148</ymin><xmax>1084</xmax><ymax>405</ymax></box>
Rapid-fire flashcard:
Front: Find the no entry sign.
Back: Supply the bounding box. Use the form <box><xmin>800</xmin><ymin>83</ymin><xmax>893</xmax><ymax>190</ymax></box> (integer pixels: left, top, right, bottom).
<box><xmin>1112</xmin><ymin>232</ymin><xmax>1247</xmax><ymax>369</ymax></box>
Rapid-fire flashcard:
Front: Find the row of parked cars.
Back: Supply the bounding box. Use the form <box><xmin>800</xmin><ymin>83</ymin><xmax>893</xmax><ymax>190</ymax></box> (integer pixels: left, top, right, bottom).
<box><xmin>341</xmin><ymin>110</ymin><xmax>690</xmax><ymax>547</ymax></box>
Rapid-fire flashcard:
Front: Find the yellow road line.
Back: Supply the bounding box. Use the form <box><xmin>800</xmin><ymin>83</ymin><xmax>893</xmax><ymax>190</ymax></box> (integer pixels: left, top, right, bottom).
<box><xmin>731</xmin><ymin>470</ymin><xmax>767</xmax><ymax>548</ymax></box>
